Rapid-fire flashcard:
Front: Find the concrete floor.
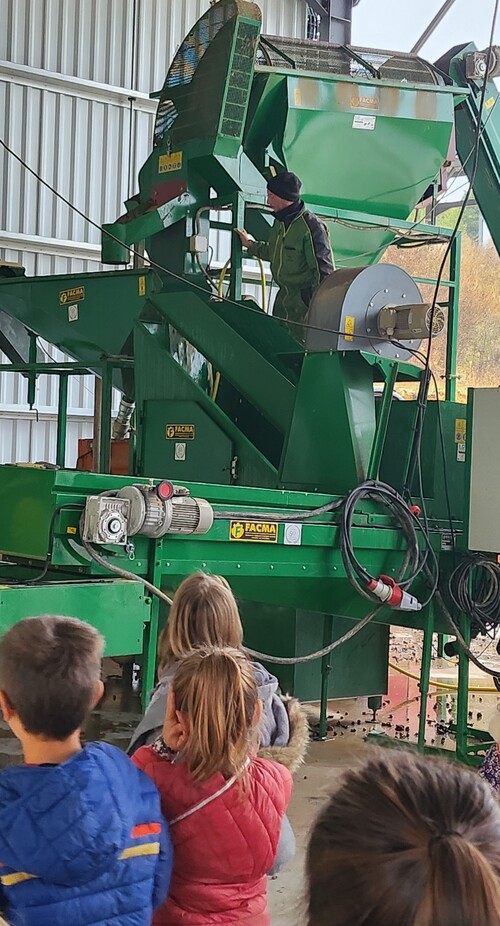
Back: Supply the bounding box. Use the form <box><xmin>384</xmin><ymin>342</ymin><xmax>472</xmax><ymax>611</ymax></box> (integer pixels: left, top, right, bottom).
<box><xmin>268</xmin><ymin>735</ymin><xmax>367</xmax><ymax>925</ymax></box>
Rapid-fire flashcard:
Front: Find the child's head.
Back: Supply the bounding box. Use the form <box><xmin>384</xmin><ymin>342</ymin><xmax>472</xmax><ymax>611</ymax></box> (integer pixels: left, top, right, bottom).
<box><xmin>306</xmin><ymin>750</ymin><xmax>500</xmax><ymax>926</ymax></box>
<box><xmin>168</xmin><ymin>646</ymin><xmax>259</xmax><ymax>783</ymax></box>
<box><xmin>158</xmin><ymin>573</ymin><xmax>243</xmax><ymax>673</ymax></box>
<box><xmin>0</xmin><ymin>615</ymin><xmax>104</xmax><ymax>741</ymax></box>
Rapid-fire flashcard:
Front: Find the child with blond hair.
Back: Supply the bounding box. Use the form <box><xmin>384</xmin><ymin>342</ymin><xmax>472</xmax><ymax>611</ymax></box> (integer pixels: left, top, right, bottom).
<box><xmin>128</xmin><ymin>573</ymin><xmax>300</xmax><ymax>763</ymax></box>
<box><xmin>133</xmin><ymin>646</ymin><xmax>292</xmax><ymax>925</ymax></box>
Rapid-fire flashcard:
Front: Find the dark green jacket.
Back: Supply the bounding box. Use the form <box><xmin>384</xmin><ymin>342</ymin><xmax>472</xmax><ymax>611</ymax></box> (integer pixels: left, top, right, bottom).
<box><xmin>248</xmin><ymin>200</ymin><xmax>334</xmax><ymax>338</ymax></box>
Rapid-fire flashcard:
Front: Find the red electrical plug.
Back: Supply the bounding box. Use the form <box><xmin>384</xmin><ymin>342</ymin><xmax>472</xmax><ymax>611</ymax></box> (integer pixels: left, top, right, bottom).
<box><xmin>367</xmin><ymin>575</ymin><xmax>421</xmax><ymax>611</ymax></box>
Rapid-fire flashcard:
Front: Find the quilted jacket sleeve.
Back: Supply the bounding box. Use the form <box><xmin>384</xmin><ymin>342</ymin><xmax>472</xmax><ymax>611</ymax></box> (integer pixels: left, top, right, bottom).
<box><xmin>133</xmin><ymin>748</ymin><xmax>173</xmax><ymax>910</ymax></box>
<box><xmin>153</xmin><ymin>817</ymin><xmax>173</xmax><ymax>910</ymax></box>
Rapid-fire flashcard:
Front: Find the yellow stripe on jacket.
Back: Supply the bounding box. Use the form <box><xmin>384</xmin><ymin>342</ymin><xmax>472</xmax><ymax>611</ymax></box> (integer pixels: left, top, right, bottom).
<box><xmin>1</xmin><ymin>841</ymin><xmax>160</xmax><ymax>886</ymax></box>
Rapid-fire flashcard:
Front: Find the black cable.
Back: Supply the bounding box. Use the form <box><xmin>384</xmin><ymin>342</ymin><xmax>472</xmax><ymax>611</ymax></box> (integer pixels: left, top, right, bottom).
<box><xmin>434</xmin><ymin>585</ymin><xmax>500</xmax><ymax>682</ymax></box>
<box><xmin>23</xmin><ymin>503</ymin><xmax>84</xmax><ymax>583</ymax></box>
<box><xmin>339</xmin><ymin>480</ymin><xmax>439</xmax><ymax>610</ymax></box>
<box><xmin>389</xmin><ymin>340</ymin><xmax>458</xmax><ymax>562</ymax></box>
<box><xmin>430</xmin><ymin>368</ymin><xmax>457</xmax><ymax>558</ymax></box>
<box><xmin>449</xmin><ymin>556</ymin><xmax>500</xmax><ymax>638</ymax></box>
<box><xmin>244</xmin><ymin>607</ymin><xmax>380</xmax><ymax>664</ymax></box>
<box><xmin>213</xmin><ymin>498</ymin><xmax>343</xmax><ymax>522</ymax></box>
<box><xmin>79</xmin><ymin>521</ymin><xmax>174</xmax><ymax>607</ymax></box>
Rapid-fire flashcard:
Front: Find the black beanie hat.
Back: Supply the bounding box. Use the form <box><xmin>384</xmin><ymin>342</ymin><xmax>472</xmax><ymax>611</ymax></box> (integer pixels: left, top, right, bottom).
<box><xmin>267</xmin><ymin>171</ymin><xmax>302</xmax><ymax>203</ymax></box>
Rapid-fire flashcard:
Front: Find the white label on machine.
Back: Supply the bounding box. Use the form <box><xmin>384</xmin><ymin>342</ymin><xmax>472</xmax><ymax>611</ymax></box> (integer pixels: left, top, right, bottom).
<box><xmin>68</xmin><ymin>304</ymin><xmax>79</xmax><ymax>322</ymax></box>
<box><xmin>441</xmin><ymin>532</ymin><xmax>454</xmax><ymax>550</ymax></box>
<box><xmin>284</xmin><ymin>523</ymin><xmax>302</xmax><ymax>546</ymax></box>
<box><xmin>174</xmin><ymin>443</ymin><xmax>186</xmax><ymax>461</ymax></box>
<box><xmin>352</xmin><ymin>114</ymin><xmax>376</xmax><ymax>130</ymax></box>
<box><xmin>457</xmin><ymin>441</ymin><xmax>466</xmax><ymax>462</ymax></box>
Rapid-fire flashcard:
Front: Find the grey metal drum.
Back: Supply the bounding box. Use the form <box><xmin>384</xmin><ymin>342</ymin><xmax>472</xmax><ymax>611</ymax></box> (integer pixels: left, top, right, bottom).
<box><xmin>305</xmin><ymin>264</ymin><xmax>424</xmax><ymax>361</ymax></box>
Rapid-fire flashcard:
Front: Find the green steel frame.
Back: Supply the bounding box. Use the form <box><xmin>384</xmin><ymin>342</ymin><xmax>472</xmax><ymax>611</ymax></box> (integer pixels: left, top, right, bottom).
<box><xmin>0</xmin><ymin>0</ymin><xmax>488</xmax><ymax>762</ymax></box>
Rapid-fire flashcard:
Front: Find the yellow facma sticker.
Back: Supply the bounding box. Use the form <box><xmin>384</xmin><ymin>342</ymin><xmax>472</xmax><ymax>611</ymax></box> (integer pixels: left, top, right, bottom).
<box><xmin>158</xmin><ymin>151</ymin><xmax>183</xmax><ymax>173</ymax></box>
<box><xmin>166</xmin><ymin>424</ymin><xmax>195</xmax><ymax>440</ymax></box>
<box><xmin>351</xmin><ymin>95</ymin><xmax>379</xmax><ymax>110</ymax></box>
<box><xmin>59</xmin><ymin>286</ymin><xmax>85</xmax><ymax>305</ymax></box>
<box><xmin>229</xmin><ymin>521</ymin><xmax>278</xmax><ymax>543</ymax></box>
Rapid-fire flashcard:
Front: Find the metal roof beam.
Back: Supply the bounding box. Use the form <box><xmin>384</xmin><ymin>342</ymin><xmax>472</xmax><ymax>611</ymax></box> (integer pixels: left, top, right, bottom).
<box><xmin>304</xmin><ymin>0</ymin><xmax>354</xmax><ymax>45</ymax></box>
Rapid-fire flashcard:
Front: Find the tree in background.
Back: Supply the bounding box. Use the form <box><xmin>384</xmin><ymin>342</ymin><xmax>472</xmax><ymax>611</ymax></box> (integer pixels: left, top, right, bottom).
<box><xmin>382</xmin><ymin>237</ymin><xmax>500</xmax><ymax>399</ymax></box>
<box><xmin>438</xmin><ymin>205</ymin><xmax>481</xmax><ymax>245</ymax></box>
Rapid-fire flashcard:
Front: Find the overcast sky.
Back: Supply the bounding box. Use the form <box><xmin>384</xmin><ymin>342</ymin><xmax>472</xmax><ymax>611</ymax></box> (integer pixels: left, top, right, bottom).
<box><xmin>352</xmin><ymin>0</ymin><xmax>500</xmax><ymax>60</ymax></box>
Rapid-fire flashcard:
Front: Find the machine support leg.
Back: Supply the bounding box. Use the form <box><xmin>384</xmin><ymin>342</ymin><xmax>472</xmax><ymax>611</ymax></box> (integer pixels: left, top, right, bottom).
<box><xmin>367</xmin><ymin>361</ymin><xmax>398</xmax><ymax>480</ymax></box>
<box><xmin>141</xmin><ymin>558</ymin><xmax>164</xmax><ymax>710</ymax></box>
<box><xmin>229</xmin><ymin>194</ymin><xmax>244</xmax><ymax>303</ymax></box>
<box><xmin>142</xmin><ymin>598</ymin><xmax>160</xmax><ymax>711</ymax></box>
<box><xmin>456</xmin><ymin>612</ymin><xmax>470</xmax><ymax>762</ymax></box>
<box><xmin>92</xmin><ymin>376</ymin><xmax>102</xmax><ymax>473</ymax></box>
<box><xmin>318</xmin><ymin>613</ymin><xmax>334</xmax><ymax>740</ymax></box>
<box><xmin>437</xmin><ymin>633</ymin><xmax>447</xmax><ymax>658</ymax></box>
<box><xmin>402</xmin><ymin>366</ymin><xmax>431</xmax><ymax>495</ymax></box>
<box><xmin>128</xmin><ymin>405</ymin><xmax>136</xmax><ymax>477</ymax></box>
<box><xmin>56</xmin><ymin>373</ymin><xmax>69</xmax><ymax>468</ymax></box>
<box><xmin>99</xmin><ymin>362</ymin><xmax>113</xmax><ymax>474</ymax></box>
<box><xmin>445</xmin><ymin>233</ymin><xmax>461</xmax><ymax>402</ymax></box>
<box><xmin>417</xmin><ymin>608</ymin><xmax>434</xmax><ymax>750</ymax></box>
<box><xmin>27</xmin><ymin>333</ymin><xmax>37</xmax><ymax>409</ymax></box>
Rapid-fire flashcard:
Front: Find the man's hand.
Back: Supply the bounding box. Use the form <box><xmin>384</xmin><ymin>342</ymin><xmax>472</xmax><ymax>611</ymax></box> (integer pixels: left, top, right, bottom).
<box><xmin>163</xmin><ymin>688</ymin><xmax>188</xmax><ymax>752</ymax></box>
<box><xmin>234</xmin><ymin>228</ymin><xmax>252</xmax><ymax>249</ymax></box>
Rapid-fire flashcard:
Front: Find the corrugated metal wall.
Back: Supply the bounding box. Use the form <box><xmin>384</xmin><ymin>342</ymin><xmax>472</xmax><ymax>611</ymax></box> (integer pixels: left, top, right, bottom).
<box><xmin>0</xmin><ymin>0</ymin><xmax>306</xmax><ymax>466</ymax></box>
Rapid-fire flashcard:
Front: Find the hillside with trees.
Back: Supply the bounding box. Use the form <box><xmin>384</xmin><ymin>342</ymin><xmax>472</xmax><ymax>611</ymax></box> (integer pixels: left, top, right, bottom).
<box><xmin>382</xmin><ymin>237</ymin><xmax>500</xmax><ymax>400</ymax></box>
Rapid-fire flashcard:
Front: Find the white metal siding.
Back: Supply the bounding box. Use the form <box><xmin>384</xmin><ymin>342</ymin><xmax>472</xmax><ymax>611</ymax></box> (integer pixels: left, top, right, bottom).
<box><xmin>1</xmin><ymin>1</ymin><xmax>305</xmax><ymax>89</ymax></box>
<box><xmin>0</xmin><ymin>0</ymin><xmax>305</xmax><ymax>465</ymax></box>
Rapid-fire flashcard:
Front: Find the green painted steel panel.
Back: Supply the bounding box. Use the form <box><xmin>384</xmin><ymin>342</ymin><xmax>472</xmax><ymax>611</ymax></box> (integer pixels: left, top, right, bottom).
<box><xmin>133</xmin><ymin>322</ymin><xmax>279</xmax><ymax>487</ymax></box>
<box><xmin>280</xmin><ymin>352</ymin><xmax>376</xmax><ymax>493</ymax></box>
<box><xmin>0</xmin><ymin>269</ymin><xmax>154</xmax><ymax>381</ymax></box>
<box><xmin>239</xmin><ymin>601</ymin><xmax>389</xmax><ymax>699</ymax></box>
<box><xmin>246</xmin><ymin>70</ymin><xmax>460</xmax><ymax>264</ymax></box>
<box><xmin>0</xmin><ymin>468</ymin><xmax>56</xmax><ymax>559</ymax></box>
<box><xmin>142</xmin><ymin>400</ymin><xmax>234</xmax><ymax>483</ymax></box>
<box><xmin>282</xmin><ymin>77</ymin><xmax>455</xmax><ymax>215</ymax></box>
<box><xmin>380</xmin><ymin>400</ymin><xmax>467</xmax><ymax>522</ymax></box>
<box><xmin>147</xmin><ymin>292</ymin><xmax>295</xmax><ymax>434</ymax></box>
<box><xmin>0</xmin><ymin>581</ymin><xmax>148</xmax><ymax>657</ymax></box>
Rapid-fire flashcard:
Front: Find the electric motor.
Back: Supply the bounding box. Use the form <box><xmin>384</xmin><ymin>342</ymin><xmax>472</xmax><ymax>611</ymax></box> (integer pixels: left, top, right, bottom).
<box><xmin>117</xmin><ymin>484</ymin><xmax>213</xmax><ymax>538</ymax></box>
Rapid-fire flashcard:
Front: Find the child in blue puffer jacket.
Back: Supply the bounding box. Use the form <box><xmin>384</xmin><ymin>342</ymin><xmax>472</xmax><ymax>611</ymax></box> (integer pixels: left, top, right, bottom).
<box><xmin>0</xmin><ymin>615</ymin><xmax>172</xmax><ymax>926</ymax></box>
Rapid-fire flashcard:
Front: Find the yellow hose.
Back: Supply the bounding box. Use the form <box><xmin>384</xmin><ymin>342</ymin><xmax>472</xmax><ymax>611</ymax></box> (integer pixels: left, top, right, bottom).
<box><xmin>211</xmin><ymin>371</ymin><xmax>221</xmax><ymax>402</ymax></box>
<box><xmin>389</xmin><ymin>660</ymin><xmax>498</xmax><ymax>694</ymax></box>
<box><xmin>217</xmin><ymin>259</ymin><xmax>267</xmax><ymax>311</ymax></box>
<box><xmin>218</xmin><ymin>259</ymin><xmax>231</xmax><ymax>299</ymax></box>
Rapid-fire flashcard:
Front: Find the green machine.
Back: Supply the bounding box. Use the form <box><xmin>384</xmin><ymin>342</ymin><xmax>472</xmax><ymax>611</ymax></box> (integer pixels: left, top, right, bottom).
<box><xmin>1</xmin><ymin>0</ymin><xmax>500</xmax><ymax>758</ymax></box>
